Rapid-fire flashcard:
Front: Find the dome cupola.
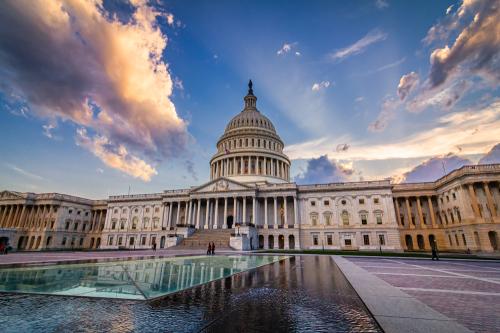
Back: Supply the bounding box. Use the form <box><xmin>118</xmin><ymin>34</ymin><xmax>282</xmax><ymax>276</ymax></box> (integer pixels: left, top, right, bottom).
<box><xmin>210</xmin><ymin>80</ymin><xmax>291</xmax><ymax>184</ymax></box>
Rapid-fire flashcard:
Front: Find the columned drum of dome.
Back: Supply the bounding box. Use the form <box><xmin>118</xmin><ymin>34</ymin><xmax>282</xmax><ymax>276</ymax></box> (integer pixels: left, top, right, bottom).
<box><xmin>210</xmin><ymin>80</ymin><xmax>291</xmax><ymax>184</ymax></box>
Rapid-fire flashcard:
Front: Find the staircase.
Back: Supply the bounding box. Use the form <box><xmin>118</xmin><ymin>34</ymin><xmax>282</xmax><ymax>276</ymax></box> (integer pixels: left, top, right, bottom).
<box><xmin>173</xmin><ymin>229</ymin><xmax>233</xmax><ymax>250</ymax></box>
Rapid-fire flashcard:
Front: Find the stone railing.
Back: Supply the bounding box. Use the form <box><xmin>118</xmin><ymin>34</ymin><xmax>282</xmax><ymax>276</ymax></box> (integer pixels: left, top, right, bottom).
<box><xmin>109</xmin><ymin>193</ymin><xmax>163</xmax><ymax>201</ymax></box>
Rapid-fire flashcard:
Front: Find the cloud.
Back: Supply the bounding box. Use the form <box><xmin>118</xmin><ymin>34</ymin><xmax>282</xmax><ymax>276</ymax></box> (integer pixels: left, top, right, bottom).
<box><xmin>368</xmin><ymin>97</ymin><xmax>401</xmax><ymax>132</ymax></box>
<box><xmin>295</xmin><ymin>155</ymin><xmax>354</xmax><ymax>184</ymax></box>
<box><xmin>478</xmin><ymin>143</ymin><xmax>500</xmax><ymax>164</ymax></box>
<box><xmin>375</xmin><ymin>0</ymin><xmax>389</xmax><ymax>9</ymax></box>
<box><xmin>165</xmin><ymin>13</ymin><xmax>174</xmax><ymax>26</ymax></box>
<box><xmin>184</xmin><ymin>160</ymin><xmax>198</xmax><ymax>181</ymax></box>
<box><xmin>397</xmin><ymin>72</ymin><xmax>420</xmax><ymax>100</ymax></box>
<box><xmin>336</xmin><ymin>143</ymin><xmax>350</xmax><ymax>152</ymax></box>
<box><xmin>407</xmin><ymin>79</ymin><xmax>470</xmax><ymax>112</ymax></box>
<box><xmin>396</xmin><ymin>154</ymin><xmax>472</xmax><ymax>183</ymax></box>
<box><xmin>174</xmin><ymin>77</ymin><xmax>184</xmax><ymax>91</ymax></box>
<box><xmin>330</xmin><ymin>29</ymin><xmax>387</xmax><ymax>61</ymax></box>
<box><xmin>76</xmin><ymin>128</ymin><xmax>157</xmax><ymax>182</ymax></box>
<box><xmin>287</xmin><ymin>100</ymin><xmax>500</xmax><ymax>161</ymax></box>
<box><xmin>446</xmin><ymin>5</ymin><xmax>454</xmax><ymax>15</ymax></box>
<box><xmin>42</xmin><ymin>123</ymin><xmax>56</xmax><ymax>139</ymax></box>
<box><xmin>311</xmin><ymin>81</ymin><xmax>331</xmax><ymax>91</ymax></box>
<box><xmin>5</xmin><ymin>163</ymin><xmax>44</xmax><ymax>181</ymax></box>
<box><xmin>427</xmin><ymin>0</ymin><xmax>500</xmax><ymax>89</ymax></box>
<box><xmin>277</xmin><ymin>42</ymin><xmax>299</xmax><ymax>56</ymax></box>
<box><xmin>355</xmin><ymin>96</ymin><xmax>365</xmax><ymax>103</ymax></box>
<box><xmin>0</xmin><ymin>0</ymin><xmax>189</xmax><ymax>181</ymax></box>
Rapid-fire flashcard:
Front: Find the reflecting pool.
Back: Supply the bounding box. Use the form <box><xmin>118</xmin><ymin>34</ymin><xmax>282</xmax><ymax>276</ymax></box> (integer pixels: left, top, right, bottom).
<box><xmin>0</xmin><ymin>256</ymin><xmax>381</xmax><ymax>332</ymax></box>
<box><xmin>0</xmin><ymin>255</ymin><xmax>284</xmax><ymax>300</ymax></box>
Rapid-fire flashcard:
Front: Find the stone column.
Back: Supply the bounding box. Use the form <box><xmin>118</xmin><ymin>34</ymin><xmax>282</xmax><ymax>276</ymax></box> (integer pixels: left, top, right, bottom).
<box><xmin>252</xmin><ymin>196</ymin><xmax>256</xmax><ymax>225</ymax></box>
<box><xmin>416</xmin><ymin>197</ymin><xmax>426</xmax><ymax>228</ymax></box>
<box><xmin>240</xmin><ymin>157</ymin><xmax>243</xmax><ymax>174</ymax></box>
<box><xmin>274</xmin><ymin>197</ymin><xmax>278</xmax><ymax>229</ymax></box>
<box><xmin>214</xmin><ymin>198</ymin><xmax>219</xmax><ymax>229</ymax></box>
<box><xmin>233</xmin><ymin>196</ymin><xmax>237</xmax><ymax>223</ymax></box>
<box><xmin>196</xmin><ymin>199</ymin><xmax>201</xmax><ymax>229</ymax></box>
<box><xmin>467</xmin><ymin>184</ymin><xmax>481</xmax><ymax>218</ymax></box>
<box><xmin>8</xmin><ymin>205</ymin><xmax>17</xmax><ymax>228</ymax></box>
<box><xmin>0</xmin><ymin>206</ymin><xmax>7</xmax><ymax>227</ymax></box>
<box><xmin>283</xmin><ymin>196</ymin><xmax>288</xmax><ymax>228</ymax></box>
<box><xmin>483</xmin><ymin>182</ymin><xmax>497</xmax><ymax>217</ymax></box>
<box><xmin>223</xmin><ymin>197</ymin><xmax>228</xmax><ymax>229</ymax></box>
<box><xmin>256</xmin><ymin>157</ymin><xmax>260</xmax><ymax>175</ymax></box>
<box><xmin>187</xmin><ymin>200</ymin><xmax>192</xmax><ymax>226</ymax></box>
<box><xmin>405</xmin><ymin>197</ymin><xmax>414</xmax><ymax>229</ymax></box>
<box><xmin>293</xmin><ymin>196</ymin><xmax>299</xmax><ymax>228</ymax></box>
<box><xmin>168</xmin><ymin>202</ymin><xmax>173</xmax><ymax>228</ymax></box>
<box><xmin>242</xmin><ymin>196</ymin><xmax>247</xmax><ymax>224</ymax></box>
<box><xmin>264</xmin><ymin>198</ymin><xmax>268</xmax><ymax>229</ymax></box>
<box><xmin>204</xmin><ymin>199</ymin><xmax>210</xmax><ymax>229</ymax></box>
<box><xmin>176</xmin><ymin>201</ymin><xmax>181</xmax><ymax>228</ymax></box>
<box><xmin>427</xmin><ymin>196</ymin><xmax>437</xmax><ymax>228</ymax></box>
<box><xmin>264</xmin><ymin>157</ymin><xmax>267</xmax><ymax>175</ymax></box>
<box><xmin>394</xmin><ymin>199</ymin><xmax>402</xmax><ymax>226</ymax></box>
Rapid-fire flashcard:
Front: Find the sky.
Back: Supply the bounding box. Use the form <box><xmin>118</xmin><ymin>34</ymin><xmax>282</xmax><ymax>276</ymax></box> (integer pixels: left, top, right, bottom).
<box><xmin>0</xmin><ymin>0</ymin><xmax>499</xmax><ymax>199</ymax></box>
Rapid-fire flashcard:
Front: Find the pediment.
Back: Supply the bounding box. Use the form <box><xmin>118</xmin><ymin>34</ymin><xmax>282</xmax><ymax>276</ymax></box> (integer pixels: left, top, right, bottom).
<box><xmin>190</xmin><ymin>178</ymin><xmax>253</xmax><ymax>193</ymax></box>
<box><xmin>0</xmin><ymin>191</ymin><xmax>25</xmax><ymax>200</ymax></box>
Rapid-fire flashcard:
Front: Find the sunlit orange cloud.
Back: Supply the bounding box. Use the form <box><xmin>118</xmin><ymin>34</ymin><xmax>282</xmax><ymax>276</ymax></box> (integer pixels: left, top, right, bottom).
<box><xmin>0</xmin><ymin>0</ymin><xmax>188</xmax><ymax>181</ymax></box>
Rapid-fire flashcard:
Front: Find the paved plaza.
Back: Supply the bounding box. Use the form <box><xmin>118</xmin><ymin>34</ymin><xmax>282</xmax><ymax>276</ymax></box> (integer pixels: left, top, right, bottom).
<box><xmin>341</xmin><ymin>256</ymin><xmax>500</xmax><ymax>333</ymax></box>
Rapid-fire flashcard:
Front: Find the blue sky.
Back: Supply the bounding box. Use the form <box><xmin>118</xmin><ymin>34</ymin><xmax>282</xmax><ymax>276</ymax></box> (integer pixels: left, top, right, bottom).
<box><xmin>0</xmin><ymin>0</ymin><xmax>499</xmax><ymax>198</ymax></box>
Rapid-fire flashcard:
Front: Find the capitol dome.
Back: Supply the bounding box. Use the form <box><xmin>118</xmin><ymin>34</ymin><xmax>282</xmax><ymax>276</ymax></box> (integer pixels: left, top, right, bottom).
<box><xmin>210</xmin><ymin>80</ymin><xmax>291</xmax><ymax>184</ymax></box>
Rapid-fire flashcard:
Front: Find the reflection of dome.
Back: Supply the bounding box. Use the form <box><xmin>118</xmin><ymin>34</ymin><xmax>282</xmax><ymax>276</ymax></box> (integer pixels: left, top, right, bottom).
<box><xmin>210</xmin><ymin>80</ymin><xmax>290</xmax><ymax>184</ymax></box>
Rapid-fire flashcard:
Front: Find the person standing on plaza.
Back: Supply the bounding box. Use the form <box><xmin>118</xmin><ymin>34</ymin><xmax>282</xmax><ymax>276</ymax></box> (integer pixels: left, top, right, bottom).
<box><xmin>207</xmin><ymin>243</ymin><xmax>212</xmax><ymax>255</ymax></box>
<box><xmin>211</xmin><ymin>242</ymin><xmax>215</xmax><ymax>255</ymax></box>
<box><xmin>431</xmin><ymin>240</ymin><xmax>439</xmax><ymax>261</ymax></box>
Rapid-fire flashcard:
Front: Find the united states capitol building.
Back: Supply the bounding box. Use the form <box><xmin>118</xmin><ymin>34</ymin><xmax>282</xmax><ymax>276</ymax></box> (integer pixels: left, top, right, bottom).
<box><xmin>1</xmin><ymin>82</ymin><xmax>499</xmax><ymax>253</ymax></box>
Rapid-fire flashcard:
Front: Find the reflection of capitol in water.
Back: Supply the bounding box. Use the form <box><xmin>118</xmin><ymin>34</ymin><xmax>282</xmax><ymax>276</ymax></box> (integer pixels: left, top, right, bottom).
<box><xmin>0</xmin><ymin>81</ymin><xmax>499</xmax><ymax>254</ymax></box>
<box><xmin>0</xmin><ymin>255</ymin><xmax>283</xmax><ymax>300</ymax></box>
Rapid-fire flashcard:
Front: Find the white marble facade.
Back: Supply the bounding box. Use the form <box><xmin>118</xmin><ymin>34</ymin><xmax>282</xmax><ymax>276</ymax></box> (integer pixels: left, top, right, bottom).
<box><xmin>1</xmin><ymin>82</ymin><xmax>498</xmax><ymax>252</ymax></box>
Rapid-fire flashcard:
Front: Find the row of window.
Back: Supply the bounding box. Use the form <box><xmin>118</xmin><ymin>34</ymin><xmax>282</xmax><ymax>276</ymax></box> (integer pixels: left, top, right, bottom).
<box><xmin>219</xmin><ymin>137</ymin><xmax>282</xmax><ymax>153</ymax></box>
<box><xmin>311</xmin><ymin>233</ymin><xmax>386</xmax><ymax>246</ymax></box>
<box><xmin>113</xmin><ymin>207</ymin><xmax>160</xmax><ymax>215</ymax></box>
<box><xmin>310</xmin><ymin>211</ymin><xmax>383</xmax><ymax>226</ymax></box>
<box><xmin>108</xmin><ymin>234</ymin><xmax>155</xmax><ymax>247</ymax></box>
<box><xmin>64</xmin><ymin>220</ymin><xmax>101</xmax><ymax>232</ymax></box>
<box><xmin>110</xmin><ymin>217</ymin><xmax>160</xmax><ymax>230</ymax></box>
<box><xmin>310</xmin><ymin>197</ymin><xmax>380</xmax><ymax>207</ymax></box>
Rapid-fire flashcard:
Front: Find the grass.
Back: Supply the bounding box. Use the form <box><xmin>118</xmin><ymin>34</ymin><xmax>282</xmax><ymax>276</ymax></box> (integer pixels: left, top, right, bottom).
<box><xmin>257</xmin><ymin>249</ymin><xmax>499</xmax><ymax>260</ymax></box>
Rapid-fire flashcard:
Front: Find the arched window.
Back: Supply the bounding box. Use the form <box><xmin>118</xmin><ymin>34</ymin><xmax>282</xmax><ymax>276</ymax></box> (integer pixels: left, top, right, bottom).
<box><xmin>323</xmin><ymin>212</ymin><xmax>332</xmax><ymax>225</ymax></box>
<box><xmin>341</xmin><ymin>211</ymin><xmax>349</xmax><ymax>225</ymax></box>
<box><xmin>359</xmin><ymin>211</ymin><xmax>368</xmax><ymax>225</ymax></box>
<box><xmin>374</xmin><ymin>211</ymin><xmax>383</xmax><ymax>224</ymax></box>
<box><xmin>132</xmin><ymin>217</ymin><xmax>138</xmax><ymax>229</ymax></box>
<box><xmin>310</xmin><ymin>213</ymin><xmax>318</xmax><ymax>226</ymax></box>
<box><xmin>143</xmin><ymin>217</ymin><xmax>149</xmax><ymax>228</ymax></box>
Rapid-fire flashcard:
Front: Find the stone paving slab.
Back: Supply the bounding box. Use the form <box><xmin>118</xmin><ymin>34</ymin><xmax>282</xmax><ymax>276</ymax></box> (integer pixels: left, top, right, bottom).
<box><xmin>341</xmin><ymin>256</ymin><xmax>500</xmax><ymax>333</ymax></box>
<box><xmin>332</xmin><ymin>255</ymin><xmax>472</xmax><ymax>333</ymax></box>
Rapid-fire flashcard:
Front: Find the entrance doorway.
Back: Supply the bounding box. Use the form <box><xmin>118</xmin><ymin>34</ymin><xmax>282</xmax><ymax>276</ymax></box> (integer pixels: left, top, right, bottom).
<box><xmin>227</xmin><ymin>215</ymin><xmax>234</xmax><ymax>229</ymax></box>
<box><xmin>278</xmin><ymin>235</ymin><xmax>285</xmax><ymax>249</ymax></box>
<box><xmin>160</xmin><ymin>236</ymin><xmax>166</xmax><ymax>249</ymax></box>
<box><xmin>258</xmin><ymin>235</ymin><xmax>264</xmax><ymax>249</ymax></box>
<box><xmin>405</xmin><ymin>235</ymin><xmax>413</xmax><ymax>250</ymax></box>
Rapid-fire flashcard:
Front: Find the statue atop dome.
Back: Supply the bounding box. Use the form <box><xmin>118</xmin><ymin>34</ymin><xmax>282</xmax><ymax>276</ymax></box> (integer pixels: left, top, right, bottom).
<box><xmin>248</xmin><ymin>79</ymin><xmax>253</xmax><ymax>95</ymax></box>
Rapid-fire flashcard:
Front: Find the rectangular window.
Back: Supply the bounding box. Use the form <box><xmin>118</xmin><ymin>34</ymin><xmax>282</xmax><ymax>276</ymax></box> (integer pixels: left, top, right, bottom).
<box><xmin>73</xmin><ymin>223</ymin><xmax>78</xmax><ymax>231</ymax></box>
<box><xmin>311</xmin><ymin>201</ymin><xmax>316</xmax><ymax>206</ymax></box>
<box><xmin>155</xmin><ymin>207</ymin><xmax>160</xmax><ymax>213</ymax></box>
<box><xmin>361</xmin><ymin>214</ymin><xmax>367</xmax><ymax>225</ymax></box>
<box><xmin>313</xmin><ymin>234</ymin><xmax>319</xmax><ymax>245</ymax></box>
<box><xmin>359</xmin><ymin>198</ymin><xmax>365</xmax><ymax>204</ymax></box>
<box><xmin>79</xmin><ymin>238</ymin><xmax>84</xmax><ymax>246</ymax></box>
<box><xmin>108</xmin><ymin>236</ymin><xmax>114</xmax><ymax>245</ymax></box>
<box><xmin>376</xmin><ymin>214</ymin><xmax>382</xmax><ymax>224</ymax></box>
<box><xmin>379</xmin><ymin>235</ymin><xmax>386</xmax><ymax>245</ymax></box>
<box><xmin>324</xmin><ymin>200</ymin><xmax>329</xmax><ymax>206</ymax></box>
<box><xmin>327</xmin><ymin>234</ymin><xmax>332</xmax><ymax>245</ymax></box>
<box><xmin>112</xmin><ymin>221</ymin><xmax>116</xmax><ymax>229</ymax></box>
<box><xmin>374</xmin><ymin>198</ymin><xmax>379</xmax><ymax>204</ymax></box>
<box><xmin>324</xmin><ymin>214</ymin><xmax>331</xmax><ymax>225</ymax></box>
<box><xmin>62</xmin><ymin>237</ymin><xmax>67</xmax><ymax>246</ymax></box>
<box><xmin>142</xmin><ymin>236</ymin><xmax>146</xmax><ymax>245</ymax></box>
<box><xmin>363</xmin><ymin>235</ymin><xmax>370</xmax><ymax>245</ymax></box>
<box><xmin>118</xmin><ymin>237</ymin><xmax>123</xmax><ymax>246</ymax></box>
<box><xmin>65</xmin><ymin>222</ymin><xmax>70</xmax><ymax>230</ymax></box>
<box><xmin>344</xmin><ymin>239</ymin><xmax>352</xmax><ymax>246</ymax></box>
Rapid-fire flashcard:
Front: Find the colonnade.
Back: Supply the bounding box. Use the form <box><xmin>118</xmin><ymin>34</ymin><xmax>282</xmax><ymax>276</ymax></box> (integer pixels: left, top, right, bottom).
<box><xmin>164</xmin><ymin>195</ymin><xmax>299</xmax><ymax>230</ymax></box>
<box><xmin>0</xmin><ymin>204</ymin><xmax>56</xmax><ymax>230</ymax></box>
<box><xmin>210</xmin><ymin>156</ymin><xmax>289</xmax><ymax>180</ymax></box>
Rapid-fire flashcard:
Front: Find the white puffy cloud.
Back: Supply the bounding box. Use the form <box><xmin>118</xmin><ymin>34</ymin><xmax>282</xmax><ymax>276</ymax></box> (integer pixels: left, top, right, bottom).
<box><xmin>311</xmin><ymin>81</ymin><xmax>331</xmax><ymax>91</ymax></box>
<box><xmin>76</xmin><ymin>128</ymin><xmax>157</xmax><ymax>182</ymax></box>
<box><xmin>375</xmin><ymin>0</ymin><xmax>389</xmax><ymax>9</ymax></box>
<box><xmin>397</xmin><ymin>72</ymin><xmax>420</xmax><ymax>100</ymax></box>
<box><xmin>0</xmin><ymin>0</ymin><xmax>189</xmax><ymax>181</ymax></box>
<box><xmin>330</xmin><ymin>29</ymin><xmax>387</xmax><ymax>61</ymax></box>
<box><xmin>277</xmin><ymin>42</ymin><xmax>299</xmax><ymax>56</ymax></box>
